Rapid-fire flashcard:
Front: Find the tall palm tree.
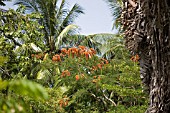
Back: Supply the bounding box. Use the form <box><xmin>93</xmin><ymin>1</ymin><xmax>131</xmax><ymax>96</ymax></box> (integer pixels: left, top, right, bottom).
<box><xmin>14</xmin><ymin>0</ymin><xmax>84</xmax><ymax>53</ymax></box>
<box><xmin>120</xmin><ymin>0</ymin><xmax>170</xmax><ymax>112</ymax></box>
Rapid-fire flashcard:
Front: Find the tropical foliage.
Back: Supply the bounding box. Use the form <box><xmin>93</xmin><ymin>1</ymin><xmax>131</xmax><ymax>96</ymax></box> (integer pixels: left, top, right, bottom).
<box><xmin>0</xmin><ymin>1</ymin><xmax>149</xmax><ymax>113</ymax></box>
<box><xmin>14</xmin><ymin>0</ymin><xmax>84</xmax><ymax>53</ymax></box>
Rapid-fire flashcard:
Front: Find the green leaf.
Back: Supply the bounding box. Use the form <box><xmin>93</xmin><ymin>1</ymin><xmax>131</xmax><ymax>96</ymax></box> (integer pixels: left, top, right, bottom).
<box><xmin>37</xmin><ymin>69</ymin><xmax>46</xmax><ymax>79</ymax></box>
<box><xmin>0</xmin><ymin>56</ymin><xmax>8</xmax><ymax>66</ymax></box>
<box><xmin>30</xmin><ymin>43</ymin><xmax>42</xmax><ymax>52</ymax></box>
<box><xmin>0</xmin><ymin>80</ymin><xmax>9</xmax><ymax>90</ymax></box>
<box><xmin>55</xmin><ymin>24</ymin><xmax>78</xmax><ymax>49</ymax></box>
<box><xmin>9</xmin><ymin>79</ymin><xmax>48</xmax><ymax>100</ymax></box>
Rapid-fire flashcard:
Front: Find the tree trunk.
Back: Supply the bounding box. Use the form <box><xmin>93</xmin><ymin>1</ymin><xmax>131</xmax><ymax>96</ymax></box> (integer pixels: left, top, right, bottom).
<box><xmin>121</xmin><ymin>0</ymin><xmax>170</xmax><ymax>112</ymax></box>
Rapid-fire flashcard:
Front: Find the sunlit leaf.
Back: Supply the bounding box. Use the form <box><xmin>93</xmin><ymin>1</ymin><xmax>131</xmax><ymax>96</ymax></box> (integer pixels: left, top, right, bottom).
<box><xmin>9</xmin><ymin>79</ymin><xmax>48</xmax><ymax>100</ymax></box>
<box><xmin>0</xmin><ymin>80</ymin><xmax>9</xmax><ymax>90</ymax></box>
<box><xmin>0</xmin><ymin>56</ymin><xmax>8</xmax><ymax>66</ymax></box>
<box><xmin>30</xmin><ymin>43</ymin><xmax>42</xmax><ymax>52</ymax></box>
<box><xmin>55</xmin><ymin>24</ymin><xmax>78</xmax><ymax>49</ymax></box>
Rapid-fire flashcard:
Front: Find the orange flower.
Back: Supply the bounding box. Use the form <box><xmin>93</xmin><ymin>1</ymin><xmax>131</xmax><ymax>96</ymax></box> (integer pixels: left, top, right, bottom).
<box><xmin>84</xmin><ymin>52</ymin><xmax>89</xmax><ymax>59</ymax></box>
<box><xmin>31</xmin><ymin>54</ymin><xmax>35</xmax><ymax>57</ymax></box>
<box><xmin>55</xmin><ymin>54</ymin><xmax>61</xmax><ymax>61</ymax></box>
<box><xmin>63</xmin><ymin>100</ymin><xmax>68</xmax><ymax>106</ymax></box>
<box><xmin>92</xmin><ymin>66</ymin><xmax>98</xmax><ymax>71</ymax></box>
<box><xmin>61</xmin><ymin>71</ymin><xmax>65</xmax><ymax>77</ymax></box>
<box><xmin>97</xmin><ymin>64</ymin><xmax>102</xmax><ymax>69</ymax></box>
<box><xmin>67</xmin><ymin>48</ymin><xmax>72</xmax><ymax>56</ymax></box>
<box><xmin>58</xmin><ymin>99</ymin><xmax>68</xmax><ymax>108</ymax></box>
<box><xmin>71</xmin><ymin>51</ymin><xmax>76</xmax><ymax>58</ymax></box>
<box><xmin>66</xmin><ymin>70</ymin><xmax>71</xmax><ymax>76</ymax></box>
<box><xmin>100</xmin><ymin>58</ymin><xmax>109</xmax><ymax>64</ymax></box>
<box><xmin>71</xmin><ymin>47</ymin><xmax>77</xmax><ymax>52</ymax></box>
<box><xmin>93</xmin><ymin>76</ymin><xmax>97</xmax><ymax>79</ymax></box>
<box><xmin>52</xmin><ymin>56</ymin><xmax>57</xmax><ymax>61</ymax></box>
<box><xmin>90</xmin><ymin>48</ymin><xmax>96</xmax><ymax>54</ymax></box>
<box><xmin>71</xmin><ymin>48</ymin><xmax>79</xmax><ymax>56</ymax></box>
<box><xmin>131</xmin><ymin>54</ymin><xmax>140</xmax><ymax>62</ymax></box>
<box><xmin>61</xmin><ymin>48</ymin><xmax>67</xmax><ymax>54</ymax></box>
<box><xmin>75</xmin><ymin>75</ymin><xmax>80</xmax><ymax>81</ymax></box>
<box><xmin>61</xmin><ymin>70</ymin><xmax>70</xmax><ymax>77</ymax></box>
<box><xmin>59</xmin><ymin>99</ymin><xmax>64</xmax><ymax>108</ymax></box>
<box><xmin>35</xmin><ymin>54</ymin><xmax>43</xmax><ymax>59</ymax></box>
<box><xmin>60</xmin><ymin>53</ymin><xmax>66</xmax><ymax>57</ymax></box>
<box><xmin>79</xmin><ymin>50</ymin><xmax>84</xmax><ymax>56</ymax></box>
<box><xmin>79</xmin><ymin>45</ymin><xmax>86</xmax><ymax>50</ymax></box>
<box><xmin>105</xmin><ymin>60</ymin><xmax>109</xmax><ymax>64</ymax></box>
<box><xmin>92</xmin><ymin>79</ymin><xmax>97</xmax><ymax>83</ymax></box>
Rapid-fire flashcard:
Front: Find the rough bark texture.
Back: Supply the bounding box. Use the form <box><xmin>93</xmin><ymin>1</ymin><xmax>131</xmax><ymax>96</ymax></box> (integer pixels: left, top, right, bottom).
<box><xmin>120</xmin><ymin>0</ymin><xmax>170</xmax><ymax>112</ymax></box>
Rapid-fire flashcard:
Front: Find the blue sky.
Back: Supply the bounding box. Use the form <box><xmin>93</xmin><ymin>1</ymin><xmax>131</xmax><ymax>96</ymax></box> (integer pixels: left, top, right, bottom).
<box><xmin>2</xmin><ymin>0</ymin><xmax>116</xmax><ymax>35</ymax></box>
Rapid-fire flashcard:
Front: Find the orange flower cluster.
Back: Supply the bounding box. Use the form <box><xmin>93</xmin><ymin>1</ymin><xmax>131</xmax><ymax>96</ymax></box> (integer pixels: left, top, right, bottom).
<box><xmin>52</xmin><ymin>46</ymin><xmax>96</xmax><ymax>62</ymax></box>
<box><xmin>58</xmin><ymin>97</ymin><xmax>69</xmax><ymax>108</ymax></box>
<box><xmin>92</xmin><ymin>64</ymin><xmax>103</xmax><ymax>71</ymax></box>
<box><xmin>31</xmin><ymin>53</ymin><xmax>44</xmax><ymax>59</ymax></box>
<box><xmin>61</xmin><ymin>70</ymin><xmax>71</xmax><ymax>77</ymax></box>
<box><xmin>52</xmin><ymin>54</ymin><xmax>61</xmax><ymax>62</ymax></box>
<box><xmin>68</xmin><ymin>47</ymin><xmax>79</xmax><ymax>58</ymax></box>
<box><xmin>75</xmin><ymin>74</ymin><xmax>85</xmax><ymax>81</ymax></box>
<box><xmin>92</xmin><ymin>76</ymin><xmax>101</xmax><ymax>83</ymax></box>
<box><xmin>82</xmin><ymin>47</ymin><xmax>96</xmax><ymax>59</ymax></box>
<box><xmin>100</xmin><ymin>58</ymin><xmax>109</xmax><ymax>64</ymax></box>
<box><xmin>67</xmin><ymin>46</ymin><xmax>96</xmax><ymax>58</ymax></box>
<box><xmin>91</xmin><ymin>58</ymin><xmax>109</xmax><ymax>71</ymax></box>
<box><xmin>131</xmin><ymin>54</ymin><xmax>140</xmax><ymax>62</ymax></box>
<box><xmin>97</xmin><ymin>64</ymin><xmax>102</xmax><ymax>69</ymax></box>
<box><xmin>75</xmin><ymin>75</ymin><xmax>80</xmax><ymax>81</ymax></box>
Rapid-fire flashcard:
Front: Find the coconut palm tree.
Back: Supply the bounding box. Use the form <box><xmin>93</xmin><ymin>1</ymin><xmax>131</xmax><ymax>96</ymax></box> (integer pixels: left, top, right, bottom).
<box><xmin>14</xmin><ymin>0</ymin><xmax>84</xmax><ymax>53</ymax></box>
<box><xmin>119</xmin><ymin>0</ymin><xmax>170</xmax><ymax>112</ymax></box>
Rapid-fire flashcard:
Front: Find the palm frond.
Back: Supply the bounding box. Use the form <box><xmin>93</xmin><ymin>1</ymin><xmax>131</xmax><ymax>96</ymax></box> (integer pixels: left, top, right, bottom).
<box><xmin>14</xmin><ymin>0</ymin><xmax>38</xmax><ymax>12</ymax></box>
<box><xmin>56</xmin><ymin>0</ymin><xmax>67</xmax><ymax>24</ymax></box>
<box><xmin>14</xmin><ymin>0</ymin><xmax>84</xmax><ymax>52</ymax></box>
<box><xmin>80</xmin><ymin>33</ymin><xmax>116</xmax><ymax>55</ymax></box>
<box><xmin>100</xmin><ymin>34</ymin><xmax>127</xmax><ymax>59</ymax></box>
<box><xmin>55</xmin><ymin>24</ymin><xmax>78</xmax><ymax>49</ymax></box>
<box><xmin>105</xmin><ymin>0</ymin><xmax>122</xmax><ymax>19</ymax></box>
<box><xmin>59</xmin><ymin>3</ymin><xmax>84</xmax><ymax>32</ymax></box>
<box><xmin>105</xmin><ymin>0</ymin><xmax>122</xmax><ymax>30</ymax></box>
<box><xmin>61</xmin><ymin>34</ymin><xmax>86</xmax><ymax>46</ymax></box>
<box><xmin>88</xmin><ymin>33</ymin><xmax>115</xmax><ymax>44</ymax></box>
<box><xmin>83</xmin><ymin>33</ymin><xmax>125</xmax><ymax>59</ymax></box>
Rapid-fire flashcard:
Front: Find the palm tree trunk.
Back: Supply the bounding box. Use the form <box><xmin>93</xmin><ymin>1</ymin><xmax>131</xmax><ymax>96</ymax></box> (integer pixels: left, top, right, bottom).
<box><xmin>121</xmin><ymin>0</ymin><xmax>170</xmax><ymax>112</ymax></box>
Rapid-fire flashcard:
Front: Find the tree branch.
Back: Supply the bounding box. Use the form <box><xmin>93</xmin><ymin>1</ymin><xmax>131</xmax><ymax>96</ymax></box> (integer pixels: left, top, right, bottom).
<box><xmin>102</xmin><ymin>91</ymin><xmax>117</xmax><ymax>106</ymax></box>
